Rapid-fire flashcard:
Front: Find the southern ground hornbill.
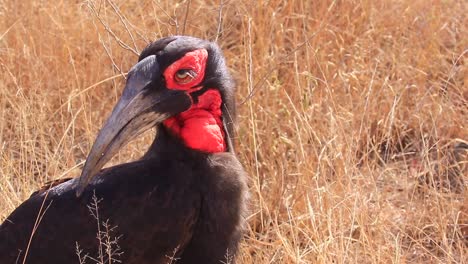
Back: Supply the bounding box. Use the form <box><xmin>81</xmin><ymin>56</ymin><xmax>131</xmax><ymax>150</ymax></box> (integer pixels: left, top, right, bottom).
<box><xmin>0</xmin><ymin>36</ymin><xmax>248</xmax><ymax>264</ymax></box>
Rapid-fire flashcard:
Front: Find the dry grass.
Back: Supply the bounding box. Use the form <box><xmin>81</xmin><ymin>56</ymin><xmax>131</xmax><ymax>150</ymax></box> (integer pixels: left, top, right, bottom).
<box><xmin>1</xmin><ymin>0</ymin><xmax>467</xmax><ymax>263</ymax></box>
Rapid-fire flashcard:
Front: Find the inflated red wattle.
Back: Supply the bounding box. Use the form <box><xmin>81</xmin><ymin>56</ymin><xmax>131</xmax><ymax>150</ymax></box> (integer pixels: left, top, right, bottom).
<box><xmin>164</xmin><ymin>89</ymin><xmax>226</xmax><ymax>153</ymax></box>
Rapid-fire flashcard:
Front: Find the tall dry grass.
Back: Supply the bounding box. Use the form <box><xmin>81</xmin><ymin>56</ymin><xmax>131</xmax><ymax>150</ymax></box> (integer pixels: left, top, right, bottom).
<box><xmin>0</xmin><ymin>0</ymin><xmax>467</xmax><ymax>263</ymax></box>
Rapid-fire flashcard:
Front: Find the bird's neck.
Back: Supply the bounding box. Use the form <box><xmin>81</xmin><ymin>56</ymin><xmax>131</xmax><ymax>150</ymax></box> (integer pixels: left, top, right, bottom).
<box><xmin>162</xmin><ymin>89</ymin><xmax>226</xmax><ymax>153</ymax></box>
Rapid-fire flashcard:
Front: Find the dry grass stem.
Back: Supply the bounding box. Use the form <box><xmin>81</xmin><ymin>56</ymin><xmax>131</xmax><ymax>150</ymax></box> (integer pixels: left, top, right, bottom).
<box><xmin>1</xmin><ymin>0</ymin><xmax>466</xmax><ymax>263</ymax></box>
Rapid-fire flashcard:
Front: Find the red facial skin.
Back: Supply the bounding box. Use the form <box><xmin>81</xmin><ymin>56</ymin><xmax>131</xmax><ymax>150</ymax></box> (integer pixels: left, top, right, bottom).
<box><xmin>163</xmin><ymin>49</ymin><xmax>207</xmax><ymax>92</ymax></box>
<box><xmin>163</xmin><ymin>49</ymin><xmax>226</xmax><ymax>153</ymax></box>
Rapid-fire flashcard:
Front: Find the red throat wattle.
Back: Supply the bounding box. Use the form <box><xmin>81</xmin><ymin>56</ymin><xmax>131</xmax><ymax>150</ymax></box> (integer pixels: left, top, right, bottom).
<box><xmin>163</xmin><ymin>89</ymin><xmax>226</xmax><ymax>153</ymax></box>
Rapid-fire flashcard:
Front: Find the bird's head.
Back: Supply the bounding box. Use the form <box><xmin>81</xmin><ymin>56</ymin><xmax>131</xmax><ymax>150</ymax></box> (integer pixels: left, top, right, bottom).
<box><xmin>75</xmin><ymin>36</ymin><xmax>236</xmax><ymax>196</ymax></box>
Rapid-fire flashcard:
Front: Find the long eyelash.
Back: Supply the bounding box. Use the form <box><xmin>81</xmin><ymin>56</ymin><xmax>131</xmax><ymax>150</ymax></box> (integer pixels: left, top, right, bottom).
<box><xmin>186</xmin><ymin>70</ymin><xmax>196</xmax><ymax>78</ymax></box>
<box><xmin>177</xmin><ymin>69</ymin><xmax>196</xmax><ymax>78</ymax></box>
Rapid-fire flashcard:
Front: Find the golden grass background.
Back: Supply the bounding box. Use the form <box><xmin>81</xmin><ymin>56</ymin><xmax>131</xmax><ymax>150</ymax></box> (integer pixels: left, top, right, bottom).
<box><xmin>0</xmin><ymin>0</ymin><xmax>467</xmax><ymax>263</ymax></box>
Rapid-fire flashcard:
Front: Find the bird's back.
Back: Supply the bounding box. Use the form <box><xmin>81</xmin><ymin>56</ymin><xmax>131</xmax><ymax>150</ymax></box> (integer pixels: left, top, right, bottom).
<box><xmin>1</xmin><ymin>156</ymin><xmax>203</xmax><ymax>264</ymax></box>
<box><xmin>0</xmin><ymin>151</ymin><xmax>247</xmax><ymax>264</ymax></box>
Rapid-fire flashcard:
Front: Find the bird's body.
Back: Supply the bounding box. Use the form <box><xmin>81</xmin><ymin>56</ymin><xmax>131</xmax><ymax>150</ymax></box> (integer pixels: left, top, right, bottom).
<box><xmin>0</xmin><ymin>36</ymin><xmax>248</xmax><ymax>264</ymax></box>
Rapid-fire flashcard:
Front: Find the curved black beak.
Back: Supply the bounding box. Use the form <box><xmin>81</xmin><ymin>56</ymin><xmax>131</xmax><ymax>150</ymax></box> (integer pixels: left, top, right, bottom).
<box><xmin>75</xmin><ymin>55</ymin><xmax>191</xmax><ymax>196</ymax></box>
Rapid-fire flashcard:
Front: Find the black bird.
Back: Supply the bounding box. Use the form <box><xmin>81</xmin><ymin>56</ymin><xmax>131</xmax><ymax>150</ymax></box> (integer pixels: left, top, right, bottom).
<box><xmin>0</xmin><ymin>36</ymin><xmax>248</xmax><ymax>264</ymax></box>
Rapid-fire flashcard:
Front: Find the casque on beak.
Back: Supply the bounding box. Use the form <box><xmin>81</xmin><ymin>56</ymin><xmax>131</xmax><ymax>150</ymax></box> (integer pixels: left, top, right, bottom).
<box><xmin>75</xmin><ymin>55</ymin><xmax>192</xmax><ymax>196</ymax></box>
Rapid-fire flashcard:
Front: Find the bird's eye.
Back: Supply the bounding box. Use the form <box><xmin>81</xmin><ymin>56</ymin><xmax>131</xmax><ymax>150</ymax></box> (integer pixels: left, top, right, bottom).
<box><xmin>174</xmin><ymin>69</ymin><xmax>197</xmax><ymax>84</ymax></box>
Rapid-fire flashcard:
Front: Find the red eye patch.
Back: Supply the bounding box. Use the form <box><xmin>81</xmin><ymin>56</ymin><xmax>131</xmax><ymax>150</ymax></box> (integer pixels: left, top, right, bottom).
<box><xmin>164</xmin><ymin>49</ymin><xmax>208</xmax><ymax>91</ymax></box>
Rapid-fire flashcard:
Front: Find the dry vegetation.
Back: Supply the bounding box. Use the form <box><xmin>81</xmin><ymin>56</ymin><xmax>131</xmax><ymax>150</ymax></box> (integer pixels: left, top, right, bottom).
<box><xmin>0</xmin><ymin>0</ymin><xmax>467</xmax><ymax>263</ymax></box>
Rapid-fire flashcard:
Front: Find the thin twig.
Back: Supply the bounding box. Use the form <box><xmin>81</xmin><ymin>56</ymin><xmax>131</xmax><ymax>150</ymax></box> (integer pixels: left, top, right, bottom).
<box><xmin>238</xmin><ymin>29</ymin><xmax>323</xmax><ymax>106</ymax></box>
<box><xmin>0</xmin><ymin>19</ymin><xmax>20</xmax><ymax>41</ymax></box>
<box><xmin>153</xmin><ymin>1</ymin><xmax>179</xmax><ymax>34</ymax></box>
<box><xmin>22</xmin><ymin>199</ymin><xmax>53</xmax><ymax>264</ymax></box>
<box><xmin>106</xmin><ymin>0</ymin><xmax>139</xmax><ymax>53</ymax></box>
<box><xmin>86</xmin><ymin>0</ymin><xmax>139</xmax><ymax>56</ymax></box>
<box><xmin>238</xmin><ymin>0</ymin><xmax>334</xmax><ymax>106</ymax></box>
<box><xmin>99</xmin><ymin>34</ymin><xmax>125</xmax><ymax>77</ymax></box>
<box><xmin>214</xmin><ymin>0</ymin><xmax>225</xmax><ymax>42</ymax></box>
<box><xmin>181</xmin><ymin>0</ymin><xmax>192</xmax><ymax>35</ymax></box>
